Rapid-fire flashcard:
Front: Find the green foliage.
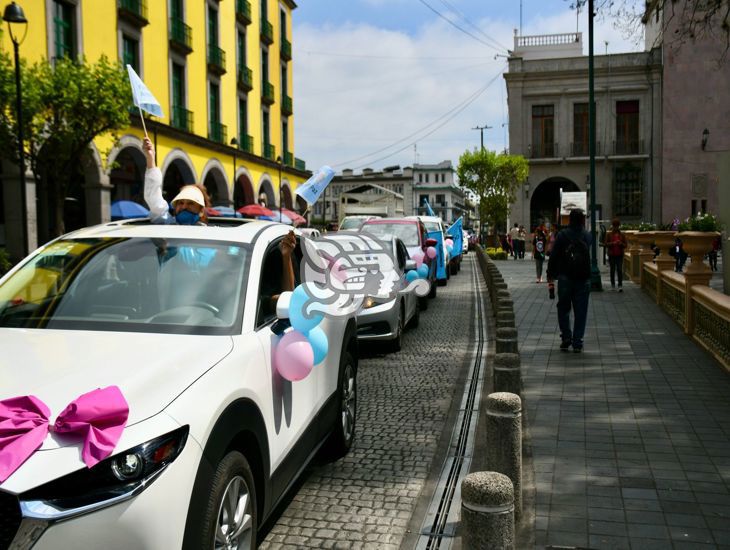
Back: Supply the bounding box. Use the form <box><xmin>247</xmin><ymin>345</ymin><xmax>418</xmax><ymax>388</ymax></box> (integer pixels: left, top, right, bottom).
<box><xmin>637</xmin><ymin>221</ymin><xmax>656</xmax><ymax>232</ymax></box>
<box><xmin>0</xmin><ymin>55</ymin><xmax>132</xmax><ymax>237</ymax></box>
<box><xmin>485</xmin><ymin>247</ymin><xmax>508</xmax><ymax>260</ymax></box>
<box><xmin>0</xmin><ymin>248</ymin><xmax>11</xmax><ymax>275</ymax></box>
<box><xmin>677</xmin><ymin>212</ymin><xmax>722</xmax><ymax>232</ymax></box>
<box><xmin>456</xmin><ymin>149</ymin><xmax>529</xmax><ymax>233</ymax></box>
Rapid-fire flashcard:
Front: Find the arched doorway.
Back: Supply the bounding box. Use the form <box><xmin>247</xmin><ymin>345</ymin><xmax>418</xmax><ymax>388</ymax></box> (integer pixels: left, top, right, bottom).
<box><xmin>233</xmin><ymin>174</ymin><xmax>255</xmax><ymax>210</ymax></box>
<box><xmin>258</xmin><ymin>179</ymin><xmax>275</xmax><ymax>207</ymax></box>
<box><xmin>202</xmin><ymin>168</ymin><xmax>229</xmax><ymax>207</ymax></box>
<box><xmin>530</xmin><ymin>177</ymin><xmax>579</xmax><ymax>229</ymax></box>
<box><xmin>162</xmin><ymin>159</ymin><xmax>196</xmax><ymax>205</ymax></box>
<box><xmin>109</xmin><ymin>146</ymin><xmax>146</xmax><ymax>205</ymax></box>
<box><xmin>295</xmin><ymin>195</ymin><xmax>307</xmax><ymax>215</ymax></box>
<box><xmin>281</xmin><ymin>184</ymin><xmax>293</xmax><ymax>210</ymax></box>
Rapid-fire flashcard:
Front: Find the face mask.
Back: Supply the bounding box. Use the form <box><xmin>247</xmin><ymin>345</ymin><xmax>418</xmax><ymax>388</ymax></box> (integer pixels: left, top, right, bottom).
<box><xmin>175</xmin><ymin>209</ymin><xmax>201</xmax><ymax>225</ymax></box>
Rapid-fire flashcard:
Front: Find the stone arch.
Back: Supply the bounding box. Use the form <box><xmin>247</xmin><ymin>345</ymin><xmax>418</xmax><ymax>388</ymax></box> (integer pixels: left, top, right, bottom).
<box><xmin>161</xmin><ymin>149</ymin><xmax>197</xmax><ymax>205</ymax></box>
<box><xmin>530</xmin><ymin>176</ymin><xmax>580</xmax><ymax>229</ymax></box>
<box><xmin>233</xmin><ymin>168</ymin><xmax>255</xmax><ymax>210</ymax></box>
<box><xmin>281</xmin><ymin>181</ymin><xmax>293</xmax><ymax>210</ymax></box>
<box><xmin>201</xmin><ymin>159</ymin><xmax>230</xmax><ymax>207</ymax></box>
<box><xmin>108</xmin><ymin>138</ymin><xmax>146</xmax><ymax>206</ymax></box>
<box><xmin>257</xmin><ymin>176</ymin><xmax>276</xmax><ymax>207</ymax></box>
<box><xmin>295</xmin><ymin>195</ymin><xmax>308</xmax><ymax>215</ymax></box>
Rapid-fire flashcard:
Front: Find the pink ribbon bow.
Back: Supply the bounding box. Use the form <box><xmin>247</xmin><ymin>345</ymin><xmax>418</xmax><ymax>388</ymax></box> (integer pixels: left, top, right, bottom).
<box><xmin>0</xmin><ymin>386</ymin><xmax>129</xmax><ymax>483</ymax></box>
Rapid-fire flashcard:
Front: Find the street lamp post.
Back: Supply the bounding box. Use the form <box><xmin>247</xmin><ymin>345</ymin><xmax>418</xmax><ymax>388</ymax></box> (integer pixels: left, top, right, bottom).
<box><xmin>3</xmin><ymin>2</ymin><xmax>28</xmax><ymax>257</ymax></box>
<box><xmin>230</xmin><ymin>137</ymin><xmax>238</xmax><ymax>207</ymax></box>
<box><xmin>276</xmin><ymin>156</ymin><xmax>283</xmax><ymax>223</ymax></box>
<box><xmin>587</xmin><ymin>0</ymin><xmax>602</xmax><ymax>290</ymax></box>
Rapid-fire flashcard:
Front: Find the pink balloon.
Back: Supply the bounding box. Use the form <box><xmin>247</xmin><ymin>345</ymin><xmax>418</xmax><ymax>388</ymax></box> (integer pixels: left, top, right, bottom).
<box><xmin>274</xmin><ymin>331</ymin><xmax>314</xmax><ymax>381</ymax></box>
<box><xmin>426</xmin><ymin>246</ymin><xmax>437</xmax><ymax>259</ymax></box>
<box><xmin>412</xmin><ymin>250</ymin><xmax>425</xmax><ymax>268</ymax></box>
<box><xmin>445</xmin><ymin>239</ymin><xmax>454</xmax><ymax>248</ymax></box>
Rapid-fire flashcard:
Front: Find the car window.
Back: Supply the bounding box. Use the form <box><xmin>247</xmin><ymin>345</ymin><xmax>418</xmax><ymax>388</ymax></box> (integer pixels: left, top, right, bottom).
<box><xmin>0</xmin><ymin>237</ymin><xmax>250</xmax><ymax>335</ymax></box>
<box><xmin>255</xmin><ymin>237</ymin><xmax>301</xmax><ymax>329</ymax></box>
<box><xmin>361</xmin><ymin>223</ymin><xmax>420</xmax><ymax>247</ymax></box>
<box><xmin>339</xmin><ymin>218</ymin><xmax>365</xmax><ymax>231</ymax></box>
<box><xmin>396</xmin><ymin>241</ymin><xmax>407</xmax><ymax>271</ymax></box>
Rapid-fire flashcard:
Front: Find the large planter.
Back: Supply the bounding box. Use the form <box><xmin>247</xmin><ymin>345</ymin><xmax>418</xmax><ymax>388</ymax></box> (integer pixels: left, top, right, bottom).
<box><xmin>678</xmin><ymin>231</ymin><xmax>720</xmax><ymax>274</ymax></box>
<box><xmin>635</xmin><ymin>231</ymin><xmax>655</xmax><ymax>250</ymax></box>
<box><xmin>652</xmin><ymin>230</ymin><xmax>677</xmax><ymax>271</ymax></box>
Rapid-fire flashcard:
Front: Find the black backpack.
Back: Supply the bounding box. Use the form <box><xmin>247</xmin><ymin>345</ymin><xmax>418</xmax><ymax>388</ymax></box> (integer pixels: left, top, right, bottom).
<box><xmin>564</xmin><ymin>234</ymin><xmax>591</xmax><ymax>280</ymax></box>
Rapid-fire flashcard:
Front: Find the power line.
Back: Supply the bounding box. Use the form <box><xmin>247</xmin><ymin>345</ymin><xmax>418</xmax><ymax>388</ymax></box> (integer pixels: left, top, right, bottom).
<box><xmin>330</xmin><ymin>68</ymin><xmax>502</xmax><ymax>168</ymax></box>
<box><xmin>302</xmin><ymin>50</ymin><xmax>492</xmax><ymax>61</ymax></box>
<box><xmin>472</xmin><ymin>124</ymin><xmax>492</xmax><ymax>151</ymax></box>
<box><xmin>435</xmin><ymin>0</ymin><xmax>511</xmax><ymax>52</ymax></box>
<box><xmin>415</xmin><ymin>0</ymin><xmax>507</xmax><ymax>54</ymax></box>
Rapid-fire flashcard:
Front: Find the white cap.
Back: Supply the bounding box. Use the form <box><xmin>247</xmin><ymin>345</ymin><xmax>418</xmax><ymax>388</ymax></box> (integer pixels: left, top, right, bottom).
<box><xmin>172</xmin><ymin>185</ymin><xmax>205</xmax><ymax>208</ymax></box>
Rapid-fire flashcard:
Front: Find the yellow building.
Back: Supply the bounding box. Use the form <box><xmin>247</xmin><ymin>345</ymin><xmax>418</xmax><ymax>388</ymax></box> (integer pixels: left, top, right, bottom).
<box><xmin>1</xmin><ymin>0</ymin><xmax>307</xmax><ymax>255</ymax></box>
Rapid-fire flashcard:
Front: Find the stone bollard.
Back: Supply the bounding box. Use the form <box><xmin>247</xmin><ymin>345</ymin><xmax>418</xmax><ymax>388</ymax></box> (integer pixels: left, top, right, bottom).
<box><xmin>486</xmin><ymin>393</ymin><xmax>522</xmax><ymax>517</ymax></box>
<box><xmin>493</xmin><ymin>353</ymin><xmax>521</xmax><ymax>396</ymax></box>
<box><xmin>491</xmin><ymin>283</ymin><xmax>508</xmax><ymax>305</ymax></box>
<box><xmin>495</xmin><ymin>328</ymin><xmax>518</xmax><ymax>354</ymax></box>
<box><xmin>461</xmin><ymin>471</ymin><xmax>515</xmax><ymax>550</ymax></box>
<box><xmin>496</xmin><ymin>299</ymin><xmax>514</xmax><ymax>313</ymax></box>
<box><xmin>496</xmin><ymin>310</ymin><xmax>515</xmax><ymax>328</ymax></box>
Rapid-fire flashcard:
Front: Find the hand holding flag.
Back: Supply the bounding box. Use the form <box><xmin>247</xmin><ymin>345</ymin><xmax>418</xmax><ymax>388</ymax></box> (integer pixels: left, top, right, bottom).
<box><xmin>126</xmin><ymin>65</ymin><xmax>163</xmax><ymax>138</ymax></box>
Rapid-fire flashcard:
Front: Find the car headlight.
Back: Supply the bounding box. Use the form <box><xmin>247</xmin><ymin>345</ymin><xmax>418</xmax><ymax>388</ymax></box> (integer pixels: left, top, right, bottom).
<box><xmin>20</xmin><ymin>426</ymin><xmax>188</xmax><ymax>521</ymax></box>
<box><xmin>363</xmin><ymin>296</ymin><xmax>392</xmax><ymax>309</ymax></box>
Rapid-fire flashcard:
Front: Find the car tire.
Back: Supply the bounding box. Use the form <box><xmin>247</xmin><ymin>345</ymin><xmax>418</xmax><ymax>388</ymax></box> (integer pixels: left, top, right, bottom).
<box><xmin>386</xmin><ymin>305</ymin><xmax>404</xmax><ymax>352</ymax></box>
<box><xmin>198</xmin><ymin>451</ymin><xmax>257</xmax><ymax>550</ymax></box>
<box><xmin>409</xmin><ymin>300</ymin><xmax>420</xmax><ymax>329</ymax></box>
<box><xmin>323</xmin><ymin>349</ymin><xmax>357</xmax><ymax>460</ymax></box>
<box><xmin>419</xmin><ymin>296</ymin><xmax>429</xmax><ymax>311</ymax></box>
<box><xmin>428</xmin><ymin>279</ymin><xmax>438</xmax><ymax>298</ymax></box>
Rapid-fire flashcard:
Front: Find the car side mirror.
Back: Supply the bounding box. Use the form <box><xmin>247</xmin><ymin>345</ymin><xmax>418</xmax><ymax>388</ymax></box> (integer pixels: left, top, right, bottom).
<box><xmin>405</xmin><ymin>259</ymin><xmax>416</xmax><ymax>271</ymax></box>
<box><xmin>425</xmin><ymin>238</ymin><xmax>437</xmax><ymax>247</ymax></box>
<box><xmin>276</xmin><ymin>291</ymin><xmax>293</xmax><ymax>319</ymax></box>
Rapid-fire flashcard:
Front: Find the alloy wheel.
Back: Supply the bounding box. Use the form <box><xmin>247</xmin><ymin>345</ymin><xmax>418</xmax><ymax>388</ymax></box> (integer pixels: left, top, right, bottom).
<box><xmin>341</xmin><ymin>363</ymin><xmax>356</xmax><ymax>444</ymax></box>
<box><xmin>214</xmin><ymin>475</ymin><xmax>253</xmax><ymax>550</ymax></box>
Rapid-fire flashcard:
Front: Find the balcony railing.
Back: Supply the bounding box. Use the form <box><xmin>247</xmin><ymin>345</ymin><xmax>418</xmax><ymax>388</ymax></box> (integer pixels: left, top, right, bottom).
<box><xmin>235</xmin><ymin>0</ymin><xmax>251</xmax><ymax>25</ymax></box>
<box><xmin>171</xmin><ymin>105</ymin><xmax>194</xmax><ymax>133</ymax></box>
<box><xmin>263</xmin><ymin>142</ymin><xmax>276</xmax><ymax>161</ymax></box>
<box><xmin>237</xmin><ymin>65</ymin><xmax>253</xmax><ymax>91</ymax></box>
<box><xmin>209</xmin><ymin>121</ymin><xmax>228</xmax><ymax>144</ymax></box>
<box><xmin>118</xmin><ymin>0</ymin><xmax>148</xmax><ymax>26</ymax></box>
<box><xmin>262</xmin><ymin>81</ymin><xmax>275</xmax><ymax>105</ymax></box>
<box><xmin>169</xmin><ymin>17</ymin><xmax>193</xmax><ymax>55</ymax></box>
<box><xmin>570</xmin><ymin>141</ymin><xmax>602</xmax><ymax>156</ymax></box>
<box><xmin>295</xmin><ymin>157</ymin><xmax>306</xmax><ymax>171</ymax></box>
<box><xmin>280</xmin><ymin>35</ymin><xmax>292</xmax><ymax>60</ymax></box>
<box><xmin>529</xmin><ymin>142</ymin><xmax>558</xmax><ymax>159</ymax></box>
<box><xmin>284</xmin><ymin>151</ymin><xmax>294</xmax><ymax>166</ymax></box>
<box><xmin>261</xmin><ymin>19</ymin><xmax>274</xmax><ymax>44</ymax></box>
<box><xmin>281</xmin><ymin>95</ymin><xmax>293</xmax><ymax>116</ymax></box>
<box><xmin>612</xmin><ymin>139</ymin><xmax>645</xmax><ymax>155</ymax></box>
<box><xmin>207</xmin><ymin>44</ymin><xmax>226</xmax><ymax>75</ymax></box>
<box><xmin>238</xmin><ymin>134</ymin><xmax>254</xmax><ymax>153</ymax></box>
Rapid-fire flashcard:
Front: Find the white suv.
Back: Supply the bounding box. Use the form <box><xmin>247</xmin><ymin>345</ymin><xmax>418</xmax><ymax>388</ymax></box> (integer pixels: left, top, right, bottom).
<box><xmin>0</xmin><ymin>220</ymin><xmax>358</xmax><ymax>549</ymax></box>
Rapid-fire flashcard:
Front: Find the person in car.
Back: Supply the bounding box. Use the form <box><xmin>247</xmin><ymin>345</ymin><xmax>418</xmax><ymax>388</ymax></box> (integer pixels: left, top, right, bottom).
<box><xmin>143</xmin><ymin>137</ymin><xmax>209</xmax><ymax>225</ymax></box>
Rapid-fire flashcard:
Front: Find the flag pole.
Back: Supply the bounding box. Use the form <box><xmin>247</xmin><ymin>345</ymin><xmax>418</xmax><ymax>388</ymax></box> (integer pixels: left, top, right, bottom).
<box><xmin>138</xmin><ymin>106</ymin><xmax>149</xmax><ymax>139</ymax></box>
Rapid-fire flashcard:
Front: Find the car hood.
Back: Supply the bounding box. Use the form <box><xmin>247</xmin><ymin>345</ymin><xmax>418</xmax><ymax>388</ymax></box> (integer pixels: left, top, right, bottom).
<box><xmin>0</xmin><ymin>329</ymin><xmax>233</xmax><ymax>449</ymax></box>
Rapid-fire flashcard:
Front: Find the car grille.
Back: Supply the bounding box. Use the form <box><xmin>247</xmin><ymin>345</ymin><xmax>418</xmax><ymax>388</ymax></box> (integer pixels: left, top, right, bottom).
<box><xmin>0</xmin><ymin>490</ymin><xmax>21</xmax><ymax>550</ymax></box>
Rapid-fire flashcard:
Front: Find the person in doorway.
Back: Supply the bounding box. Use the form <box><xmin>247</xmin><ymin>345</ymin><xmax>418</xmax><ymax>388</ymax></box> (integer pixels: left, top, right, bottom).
<box><xmin>604</xmin><ymin>218</ymin><xmax>627</xmax><ymax>291</ymax></box>
<box><xmin>546</xmin><ymin>209</ymin><xmax>592</xmax><ymax>353</ymax></box>
<box><xmin>143</xmin><ymin>137</ymin><xmax>210</xmax><ymax>225</ymax></box>
<box><xmin>533</xmin><ymin>226</ymin><xmax>548</xmax><ymax>282</ymax></box>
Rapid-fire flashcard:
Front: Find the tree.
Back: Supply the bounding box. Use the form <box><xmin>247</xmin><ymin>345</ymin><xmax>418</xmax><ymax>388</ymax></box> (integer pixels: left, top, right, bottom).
<box><xmin>456</xmin><ymin>149</ymin><xmax>529</xmax><ymax>237</ymax></box>
<box><xmin>0</xmin><ymin>54</ymin><xmax>132</xmax><ymax>239</ymax></box>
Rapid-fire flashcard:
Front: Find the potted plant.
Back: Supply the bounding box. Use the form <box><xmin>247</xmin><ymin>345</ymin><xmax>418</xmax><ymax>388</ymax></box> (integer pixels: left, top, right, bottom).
<box><xmin>677</xmin><ymin>213</ymin><xmax>722</xmax><ymax>273</ymax></box>
<box><xmin>652</xmin><ymin>221</ymin><xmax>678</xmax><ymax>270</ymax></box>
<box><xmin>635</xmin><ymin>221</ymin><xmax>657</xmax><ymax>250</ymax></box>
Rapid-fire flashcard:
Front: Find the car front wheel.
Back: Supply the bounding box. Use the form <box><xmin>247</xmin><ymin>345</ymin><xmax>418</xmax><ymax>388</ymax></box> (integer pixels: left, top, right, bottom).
<box><xmin>200</xmin><ymin>451</ymin><xmax>257</xmax><ymax>550</ymax></box>
<box><xmin>324</xmin><ymin>350</ymin><xmax>357</xmax><ymax>460</ymax></box>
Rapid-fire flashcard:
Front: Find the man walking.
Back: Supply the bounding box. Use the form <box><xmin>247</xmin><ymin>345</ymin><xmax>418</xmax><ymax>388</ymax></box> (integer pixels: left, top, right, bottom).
<box><xmin>604</xmin><ymin>218</ymin><xmax>627</xmax><ymax>291</ymax></box>
<box><xmin>546</xmin><ymin>209</ymin><xmax>592</xmax><ymax>353</ymax></box>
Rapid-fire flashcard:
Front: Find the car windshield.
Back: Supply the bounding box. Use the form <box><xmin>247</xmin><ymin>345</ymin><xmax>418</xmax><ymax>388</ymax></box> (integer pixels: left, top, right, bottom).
<box><xmin>0</xmin><ymin>237</ymin><xmax>250</xmax><ymax>335</ymax></box>
<box><xmin>362</xmin><ymin>223</ymin><xmax>420</xmax><ymax>247</ymax></box>
<box><xmin>423</xmin><ymin>221</ymin><xmax>442</xmax><ymax>233</ymax></box>
<box><xmin>339</xmin><ymin>218</ymin><xmax>367</xmax><ymax>230</ymax></box>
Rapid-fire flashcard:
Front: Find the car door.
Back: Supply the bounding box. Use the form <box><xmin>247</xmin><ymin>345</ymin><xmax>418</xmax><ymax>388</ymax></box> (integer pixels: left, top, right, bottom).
<box><xmin>251</xmin><ymin>236</ymin><xmax>321</xmax><ymax>473</ymax></box>
<box><xmin>396</xmin><ymin>239</ymin><xmax>417</xmax><ymax>322</ymax></box>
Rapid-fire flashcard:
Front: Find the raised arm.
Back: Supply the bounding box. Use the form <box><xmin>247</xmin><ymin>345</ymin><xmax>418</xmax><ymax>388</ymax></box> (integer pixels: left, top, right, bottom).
<box><xmin>142</xmin><ymin>137</ymin><xmax>172</xmax><ymax>222</ymax></box>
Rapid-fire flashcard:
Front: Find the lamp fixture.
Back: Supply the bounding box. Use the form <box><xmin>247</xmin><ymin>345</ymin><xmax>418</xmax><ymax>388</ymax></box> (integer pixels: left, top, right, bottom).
<box><xmin>701</xmin><ymin>128</ymin><xmax>709</xmax><ymax>151</ymax></box>
<box><xmin>3</xmin><ymin>2</ymin><xmax>28</xmax><ymax>44</ymax></box>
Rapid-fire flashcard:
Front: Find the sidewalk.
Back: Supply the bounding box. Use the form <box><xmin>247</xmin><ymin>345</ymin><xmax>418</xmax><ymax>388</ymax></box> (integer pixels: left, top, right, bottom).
<box><xmin>495</xmin><ymin>257</ymin><xmax>730</xmax><ymax>549</ymax></box>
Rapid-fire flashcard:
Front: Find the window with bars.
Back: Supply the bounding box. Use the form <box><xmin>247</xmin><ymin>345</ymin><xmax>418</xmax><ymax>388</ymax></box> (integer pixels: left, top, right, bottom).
<box><xmin>53</xmin><ymin>0</ymin><xmax>76</xmax><ymax>59</ymax></box>
<box><xmin>238</xmin><ymin>97</ymin><xmax>248</xmax><ymax>140</ymax></box>
<box><xmin>237</xmin><ymin>29</ymin><xmax>247</xmax><ymax>67</ymax></box>
<box><xmin>613</xmin><ymin>164</ymin><xmax>643</xmax><ymax>217</ymax></box>
<box><xmin>122</xmin><ymin>35</ymin><xmax>140</xmax><ymax>73</ymax></box>
<box><xmin>531</xmin><ymin>105</ymin><xmax>554</xmax><ymax>157</ymax></box>
<box><xmin>616</xmin><ymin>100</ymin><xmax>639</xmax><ymax>154</ymax></box>
<box><xmin>573</xmin><ymin>103</ymin><xmax>589</xmax><ymax>156</ymax></box>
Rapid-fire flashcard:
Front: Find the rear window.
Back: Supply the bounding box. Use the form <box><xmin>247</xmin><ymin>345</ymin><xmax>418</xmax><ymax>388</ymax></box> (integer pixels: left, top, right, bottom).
<box><xmin>361</xmin><ymin>223</ymin><xmax>420</xmax><ymax>247</ymax></box>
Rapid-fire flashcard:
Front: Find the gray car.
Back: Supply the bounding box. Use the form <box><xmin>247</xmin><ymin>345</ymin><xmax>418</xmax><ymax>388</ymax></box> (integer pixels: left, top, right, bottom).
<box><xmin>355</xmin><ymin>236</ymin><xmax>420</xmax><ymax>352</ymax></box>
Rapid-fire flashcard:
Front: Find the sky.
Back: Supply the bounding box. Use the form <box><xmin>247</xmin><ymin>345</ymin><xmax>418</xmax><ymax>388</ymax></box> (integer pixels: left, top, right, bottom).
<box><xmin>291</xmin><ymin>0</ymin><xmax>644</xmax><ymax>174</ymax></box>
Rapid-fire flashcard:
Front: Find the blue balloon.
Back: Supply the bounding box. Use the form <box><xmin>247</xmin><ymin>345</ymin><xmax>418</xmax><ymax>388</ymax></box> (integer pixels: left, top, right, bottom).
<box><xmin>289</xmin><ymin>285</ymin><xmax>323</xmax><ymax>333</ymax></box>
<box><xmin>405</xmin><ymin>269</ymin><xmax>419</xmax><ymax>283</ymax></box>
<box><xmin>446</xmin><ymin>244</ymin><xmax>454</xmax><ymax>255</ymax></box>
<box><xmin>307</xmin><ymin>326</ymin><xmax>329</xmax><ymax>365</ymax></box>
<box><xmin>417</xmin><ymin>264</ymin><xmax>429</xmax><ymax>278</ymax></box>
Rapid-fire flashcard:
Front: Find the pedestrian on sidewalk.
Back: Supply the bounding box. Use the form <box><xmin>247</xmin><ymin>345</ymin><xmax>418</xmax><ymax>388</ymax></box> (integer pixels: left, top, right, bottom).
<box><xmin>709</xmin><ymin>235</ymin><xmax>720</xmax><ymax>271</ymax></box>
<box><xmin>604</xmin><ymin>217</ymin><xmax>627</xmax><ymax>291</ymax></box>
<box><xmin>509</xmin><ymin>223</ymin><xmax>520</xmax><ymax>259</ymax></box>
<box><xmin>517</xmin><ymin>225</ymin><xmax>527</xmax><ymax>259</ymax></box>
<box><xmin>533</xmin><ymin>226</ymin><xmax>548</xmax><ymax>282</ymax></box>
<box><xmin>546</xmin><ymin>209</ymin><xmax>592</xmax><ymax>353</ymax></box>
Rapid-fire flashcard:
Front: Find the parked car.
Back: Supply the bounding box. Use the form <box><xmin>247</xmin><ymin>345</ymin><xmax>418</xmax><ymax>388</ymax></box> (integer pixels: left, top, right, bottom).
<box><xmin>298</xmin><ymin>227</ymin><xmax>322</xmax><ymax>239</ymax></box>
<box><xmin>338</xmin><ymin>215</ymin><xmax>380</xmax><ymax>231</ymax></box>
<box><xmin>360</xmin><ymin>217</ymin><xmax>437</xmax><ymax>306</ymax></box>
<box><xmin>462</xmin><ymin>229</ymin><xmax>469</xmax><ymax>254</ymax></box>
<box><xmin>355</xmin><ymin>236</ymin><xmax>419</xmax><ymax>352</ymax></box>
<box><xmin>0</xmin><ymin>219</ymin><xmax>358</xmax><ymax>550</ymax></box>
<box><xmin>405</xmin><ymin>215</ymin><xmax>453</xmax><ymax>285</ymax></box>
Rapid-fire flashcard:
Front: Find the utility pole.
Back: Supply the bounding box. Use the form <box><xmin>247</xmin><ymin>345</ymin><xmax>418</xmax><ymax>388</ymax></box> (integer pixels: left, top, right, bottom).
<box><xmin>588</xmin><ymin>0</ymin><xmax>602</xmax><ymax>291</ymax></box>
<box><xmin>472</xmin><ymin>124</ymin><xmax>491</xmax><ymax>151</ymax></box>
